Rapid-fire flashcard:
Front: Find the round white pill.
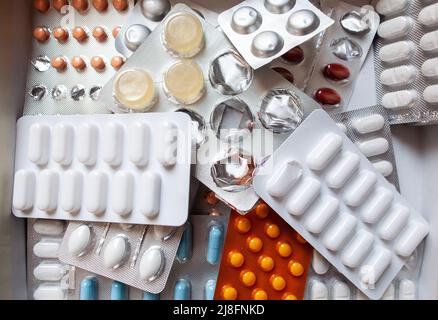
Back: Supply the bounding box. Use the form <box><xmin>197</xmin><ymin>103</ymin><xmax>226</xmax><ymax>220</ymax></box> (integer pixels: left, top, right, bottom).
<box><xmin>139</xmin><ymin>246</ymin><xmax>165</xmax><ymax>282</ymax></box>
<box><xmin>379</xmin><ymin>41</ymin><xmax>415</xmax><ymax>64</ymax></box>
<box><xmin>420</xmin><ymin>30</ymin><xmax>438</xmax><ymax>54</ymax></box>
<box><xmin>424</xmin><ymin>85</ymin><xmax>438</xmax><ymax>104</ymax></box>
<box><xmin>422</xmin><ymin>58</ymin><xmax>438</xmax><ymax>79</ymax></box>
<box><xmin>380</xmin><ymin>65</ymin><xmax>417</xmax><ymax>88</ymax></box>
<box><xmin>375</xmin><ymin>0</ymin><xmax>410</xmax><ymax>17</ymax></box>
<box><xmin>377</xmin><ymin>16</ymin><xmax>413</xmax><ymax>40</ymax></box>
<box><xmin>418</xmin><ymin>3</ymin><xmax>438</xmax><ymax>28</ymax></box>
<box><xmin>382</xmin><ymin>90</ymin><xmax>417</xmax><ymax>110</ymax></box>
<box><xmin>68</xmin><ymin>224</ymin><xmax>92</xmax><ymax>256</ymax></box>
<box><xmin>103</xmin><ymin>235</ymin><xmax>129</xmax><ymax>269</ymax></box>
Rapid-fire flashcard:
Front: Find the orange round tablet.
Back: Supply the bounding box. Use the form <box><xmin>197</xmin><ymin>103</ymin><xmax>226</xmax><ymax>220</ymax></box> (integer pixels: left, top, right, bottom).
<box><xmin>276</xmin><ymin>241</ymin><xmax>292</xmax><ymax>258</ymax></box>
<box><xmin>71</xmin><ymin>56</ymin><xmax>86</xmax><ymax>70</ymax></box>
<box><xmin>34</xmin><ymin>0</ymin><xmax>50</xmax><ymax>13</ymax></box>
<box><xmin>51</xmin><ymin>56</ymin><xmax>67</xmax><ymax>71</ymax></box>
<box><xmin>91</xmin><ymin>56</ymin><xmax>105</xmax><ymax>71</ymax></box>
<box><xmin>112</xmin><ymin>26</ymin><xmax>121</xmax><ymax>38</ymax></box>
<box><xmin>73</xmin><ymin>26</ymin><xmax>88</xmax><ymax>42</ymax></box>
<box><xmin>239</xmin><ymin>270</ymin><xmax>256</xmax><ymax>287</ymax></box>
<box><xmin>265</xmin><ymin>223</ymin><xmax>280</xmax><ymax>238</ymax></box>
<box><xmin>53</xmin><ymin>27</ymin><xmax>69</xmax><ymax>42</ymax></box>
<box><xmin>270</xmin><ymin>274</ymin><xmax>286</xmax><ymax>291</ymax></box>
<box><xmin>92</xmin><ymin>0</ymin><xmax>108</xmax><ymax>12</ymax></box>
<box><xmin>92</xmin><ymin>26</ymin><xmax>107</xmax><ymax>42</ymax></box>
<box><xmin>111</xmin><ymin>56</ymin><xmax>125</xmax><ymax>70</ymax></box>
<box><xmin>282</xmin><ymin>292</ymin><xmax>297</xmax><ymax>300</ymax></box>
<box><xmin>221</xmin><ymin>285</ymin><xmax>238</xmax><ymax>300</ymax></box>
<box><xmin>53</xmin><ymin>0</ymin><xmax>69</xmax><ymax>12</ymax></box>
<box><xmin>288</xmin><ymin>260</ymin><xmax>304</xmax><ymax>277</ymax></box>
<box><xmin>251</xmin><ymin>288</ymin><xmax>268</xmax><ymax>300</ymax></box>
<box><xmin>257</xmin><ymin>255</ymin><xmax>274</xmax><ymax>272</ymax></box>
<box><xmin>113</xmin><ymin>0</ymin><xmax>128</xmax><ymax>12</ymax></box>
<box><xmin>227</xmin><ymin>250</ymin><xmax>244</xmax><ymax>268</ymax></box>
<box><xmin>33</xmin><ymin>27</ymin><xmax>50</xmax><ymax>42</ymax></box>
<box><xmin>72</xmin><ymin>0</ymin><xmax>89</xmax><ymax>12</ymax></box>
<box><xmin>246</xmin><ymin>236</ymin><xmax>263</xmax><ymax>253</ymax></box>
<box><xmin>234</xmin><ymin>217</ymin><xmax>251</xmax><ymax>234</ymax></box>
<box><xmin>255</xmin><ymin>203</ymin><xmax>269</xmax><ymax>219</ymax></box>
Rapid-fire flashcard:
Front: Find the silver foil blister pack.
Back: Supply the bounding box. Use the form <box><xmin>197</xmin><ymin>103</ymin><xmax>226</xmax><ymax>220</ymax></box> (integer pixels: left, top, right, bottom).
<box><xmin>374</xmin><ymin>0</ymin><xmax>438</xmax><ymax>124</ymax></box>
<box><xmin>217</xmin><ymin>0</ymin><xmax>334</xmax><ymax>70</ymax></box>
<box><xmin>330</xmin><ymin>105</ymin><xmax>400</xmax><ymax>190</ymax></box>
<box><xmin>305</xmin><ymin>0</ymin><xmax>380</xmax><ymax>109</ymax></box>
<box><xmin>58</xmin><ymin>222</ymin><xmax>184</xmax><ymax>294</ymax></box>
<box><xmin>26</xmin><ymin>0</ymin><xmax>135</xmax><ymax>115</ymax></box>
<box><xmin>100</xmin><ymin>3</ymin><xmax>321</xmax><ymax>213</ymax></box>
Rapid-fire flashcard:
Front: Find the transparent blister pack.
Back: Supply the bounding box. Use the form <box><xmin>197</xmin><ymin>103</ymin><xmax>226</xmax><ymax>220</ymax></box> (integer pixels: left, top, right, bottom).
<box><xmin>100</xmin><ymin>3</ymin><xmax>321</xmax><ymax>213</ymax></box>
<box><xmin>330</xmin><ymin>105</ymin><xmax>400</xmax><ymax>190</ymax></box>
<box><xmin>306</xmin><ymin>245</ymin><xmax>424</xmax><ymax>300</ymax></box>
<box><xmin>25</xmin><ymin>0</ymin><xmax>134</xmax><ymax>115</ymax></box>
<box><xmin>115</xmin><ymin>0</ymin><xmax>219</xmax><ymax>58</ymax></box>
<box><xmin>305</xmin><ymin>0</ymin><xmax>380</xmax><ymax>109</ymax></box>
<box><xmin>217</xmin><ymin>0</ymin><xmax>334</xmax><ymax>70</ymax></box>
<box><xmin>253</xmin><ymin>110</ymin><xmax>429</xmax><ymax>299</ymax></box>
<box><xmin>374</xmin><ymin>0</ymin><xmax>438</xmax><ymax>124</ymax></box>
<box><xmin>58</xmin><ymin>222</ymin><xmax>184</xmax><ymax>294</ymax></box>
<box><xmin>12</xmin><ymin>113</ymin><xmax>192</xmax><ymax>226</ymax></box>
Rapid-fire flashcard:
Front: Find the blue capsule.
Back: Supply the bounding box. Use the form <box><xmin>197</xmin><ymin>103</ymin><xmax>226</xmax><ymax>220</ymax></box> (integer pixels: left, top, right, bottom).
<box><xmin>176</xmin><ymin>221</ymin><xmax>192</xmax><ymax>263</ymax></box>
<box><xmin>206</xmin><ymin>224</ymin><xmax>224</xmax><ymax>265</ymax></box>
<box><xmin>80</xmin><ymin>276</ymin><xmax>98</xmax><ymax>300</ymax></box>
<box><xmin>143</xmin><ymin>291</ymin><xmax>160</xmax><ymax>300</ymax></box>
<box><xmin>110</xmin><ymin>281</ymin><xmax>128</xmax><ymax>300</ymax></box>
<box><xmin>173</xmin><ymin>279</ymin><xmax>191</xmax><ymax>300</ymax></box>
<box><xmin>204</xmin><ymin>279</ymin><xmax>216</xmax><ymax>300</ymax></box>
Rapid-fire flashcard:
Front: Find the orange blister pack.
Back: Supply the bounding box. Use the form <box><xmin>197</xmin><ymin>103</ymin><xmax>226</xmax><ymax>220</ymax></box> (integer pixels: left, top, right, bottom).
<box><xmin>214</xmin><ymin>203</ymin><xmax>313</xmax><ymax>300</ymax></box>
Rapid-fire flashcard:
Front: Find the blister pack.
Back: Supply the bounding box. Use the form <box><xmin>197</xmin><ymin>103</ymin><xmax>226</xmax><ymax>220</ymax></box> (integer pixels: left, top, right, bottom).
<box><xmin>100</xmin><ymin>3</ymin><xmax>321</xmax><ymax>213</ymax></box>
<box><xmin>115</xmin><ymin>0</ymin><xmax>219</xmax><ymax>58</ymax></box>
<box><xmin>58</xmin><ymin>222</ymin><xmax>183</xmax><ymax>294</ymax></box>
<box><xmin>374</xmin><ymin>0</ymin><xmax>438</xmax><ymax>124</ymax></box>
<box><xmin>26</xmin><ymin>0</ymin><xmax>134</xmax><ymax>115</ymax></box>
<box><xmin>12</xmin><ymin>113</ymin><xmax>192</xmax><ymax>226</ymax></box>
<box><xmin>305</xmin><ymin>0</ymin><xmax>380</xmax><ymax>109</ymax></box>
<box><xmin>330</xmin><ymin>105</ymin><xmax>400</xmax><ymax>189</ymax></box>
<box><xmin>217</xmin><ymin>0</ymin><xmax>334</xmax><ymax>70</ymax></box>
<box><xmin>306</xmin><ymin>245</ymin><xmax>424</xmax><ymax>300</ymax></box>
<box><xmin>253</xmin><ymin>110</ymin><xmax>429</xmax><ymax>299</ymax></box>
<box><xmin>214</xmin><ymin>204</ymin><xmax>313</xmax><ymax>300</ymax></box>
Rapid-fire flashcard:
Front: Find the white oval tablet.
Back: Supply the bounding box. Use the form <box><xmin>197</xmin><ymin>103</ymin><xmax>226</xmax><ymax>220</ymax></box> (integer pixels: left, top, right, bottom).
<box><xmin>341</xmin><ymin>230</ymin><xmax>374</xmax><ymax>268</ymax></box>
<box><xmin>139</xmin><ymin>246</ymin><xmax>165</xmax><ymax>282</ymax></box>
<box><xmin>52</xmin><ymin>123</ymin><xmax>74</xmax><ymax>166</ymax></box>
<box><xmin>68</xmin><ymin>224</ymin><xmax>92</xmax><ymax>256</ymax></box>
<box><xmin>323</xmin><ymin>213</ymin><xmax>357</xmax><ymax>252</ymax></box>
<box><xmin>129</xmin><ymin>122</ymin><xmax>150</xmax><ymax>167</ymax></box>
<box><xmin>33</xmin><ymin>262</ymin><xmax>67</xmax><ymax>281</ymax></box>
<box><xmin>394</xmin><ymin>221</ymin><xmax>429</xmax><ymax>258</ymax></box>
<box><xmin>104</xmin><ymin>235</ymin><xmax>129</xmax><ymax>269</ymax></box>
<box><xmin>60</xmin><ymin>170</ymin><xmax>83</xmax><ymax>214</ymax></box>
<box><xmin>375</xmin><ymin>0</ymin><xmax>409</xmax><ymax>16</ymax></box>
<box><xmin>307</xmin><ymin>133</ymin><xmax>343</xmax><ymax>171</ymax></box>
<box><xmin>378</xmin><ymin>204</ymin><xmax>410</xmax><ymax>241</ymax></box>
<box><xmin>421</xmin><ymin>58</ymin><xmax>438</xmax><ymax>79</ymax></box>
<box><xmin>356</xmin><ymin>138</ymin><xmax>389</xmax><ymax>157</ymax></box>
<box><xmin>360</xmin><ymin>247</ymin><xmax>392</xmax><ymax>286</ymax></box>
<box><xmin>352</xmin><ymin>114</ymin><xmax>385</xmax><ymax>135</ymax></box>
<box><xmin>309</xmin><ymin>280</ymin><xmax>328</xmax><ymax>300</ymax></box>
<box><xmin>373</xmin><ymin>160</ymin><xmax>394</xmax><ymax>177</ymax></box>
<box><xmin>382</xmin><ymin>90</ymin><xmax>417</xmax><ymax>110</ymax></box>
<box><xmin>420</xmin><ymin>30</ymin><xmax>438</xmax><ymax>54</ymax></box>
<box><xmin>77</xmin><ymin>123</ymin><xmax>98</xmax><ymax>166</ymax></box>
<box><xmin>158</xmin><ymin>122</ymin><xmax>178</xmax><ymax>168</ymax></box>
<box><xmin>362</xmin><ymin>188</ymin><xmax>394</xmax><ymax>224</ymax></box>
<box><xmin>103</xmin><ymin>122</ymin><xmax>124</xmax><ymax>167</ymax></box>
<box><xmin>424</xmin><ymin>85</ymin><xmax>438</xmax><ymax>104</ymax></box>
<box><xmin>267</xmin><ymin>160</ymin><xmax>303</xmax><ymax>198</ymax></box>
<box><xmin>326</xmin><ymin>152</ymin><xmax>360</xmax><ymax>189</ymax></box>
<box><xmin>138</xmin><ymin>171</ymin><xmax>161</xmax><ymax>218</ymax></box>
<box><xmin>86</xmin><ymin>171</ymin><xmax>108</xmax><ymax>215</ymax></box>
<box><xmin>333</xmin><ymin>281</ymin><xmax>351</xmax><ymax>300</ymax></box>
<box><xmin>34</xmin><ymin>284</ymin><xmax>66</xmax><ymax>300</ymax></box>
<box><xmin>304</xmin><ymin>196</ymin><xmax>339</xmax><ymax>234</ymax></box>
<box><xmin>380</xmin><ymin>65</ymin><xmax>417</xmax><ymax>88</ymax></box>
<box><xmin>344</xmin><ymin>171</ymin><xmax>377</xmax><ymax>207</ymax></box>
<box><xmin>377</xmin><ymin>16</ymin><xmax>413</xmax><ymax>40</ymax></box>
<box><xmin>286</xmin><ymin>177</ymin><xmax>321</xmax><ymax>216</ymax></box>
<box><xmin>419</xmin><ymin>3</ymin><xmax>438</xmax><ymax>27</ymax></box>
<box><xmin>33</xmin><ymin>219</ymin><xmax>65</xmax><ymax>236</ymax></box>
<box><xmin>13</xmin><ymin>170</ymin><xmax>36</xmax><ymax>212</ymax></box>
<box><xmin>36</xmin><ymin>170</ymin><xmax>59</xmax><ymax>213</ymax></box>
<box><xmin>379</xmin><ymin>41</ymin><xmax>415</xmax><ymax>64</ymax></box>
<box><xmin>112</xmin><ymin>171</ymin><xmax>134</xmax><ymax>216</ymax></box>
<box><xmin>312</xmin><ymin>251</ymin><xmax>330</xmax><ymax>275</ymax></box>
<box><xmin>33</xmin><ymin>239</ymin><xmax>61</xmax><ymax>259</ymax></box>
<box><xmin>28</xmin><ymin>123</ymin><xmax>50</xmax><ymax>166</ymax></box>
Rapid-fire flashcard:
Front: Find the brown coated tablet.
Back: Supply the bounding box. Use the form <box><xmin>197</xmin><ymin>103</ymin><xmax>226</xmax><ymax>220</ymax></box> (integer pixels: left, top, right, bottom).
<box><xmin>51</xmin><ymin>56</ymin><xmax>68</xmax><ymax>71</ymax></box>
<box><xmin>71</xmin><ymin>56</ymin><xmax>87</xmax><ymax>70</ymax></box>
<box><xmin>112</xmin><ymin>0</ymin><xmax>128</xmax><ymax>12</ymax></box>
<box><xmin>34</xmin><ymin>0</ymin><xmax>50</xmax><ymax>13</ymax></box>
<box><xmin>53</xmin><ymin>27</ymin><xmax>69</xmax><ymax>42</ymax></box>
<box><xmin>92</xmin><ymin>0</ymin><xmax>108</xmax><ymax>12</ymax></box>
<box><xmin>73</xmin><ymin>27</ymin><xmax>88</xmax><ymax>42</ymax></box>
<box><xmin>72</xmin><ymin>0</ymin><xmax>89</xmax><ymax>12</ymax></box>
<box><xmin>92</xmin><ymin>26</ymin><xmax>108</xmax><ymax>42</ymax></box>
<box><xmin>33</xmin><ymin>27</ymin><xmax>50</xmax><ymax>42</ymax></box>
<box><xmin>91</xmin><ymin>56</ymin><xmax>106</xmax><ymax>71</ymax></box>
<box><xmin>112</xmin><ymin>26</ymin><xmax>121</xmax><ymax>38</ymax></box>
<box><xmin>111</xmin><ymin>56</ymin><xmax>125</xmax><ymax>70</ymax></box>
<box><xmin>53</xmin><ymin>0</ymin><xmax>69</xmax><ymax>12</ymax></box>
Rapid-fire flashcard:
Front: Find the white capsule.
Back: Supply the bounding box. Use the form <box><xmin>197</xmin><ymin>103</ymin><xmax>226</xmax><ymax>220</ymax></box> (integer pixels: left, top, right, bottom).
<box><xmin>424</xmin><ymin>85</ymin><xmax>438</xmax><ymax>104</ymax></box>
<box><xmin>394</xmin><ymin>220</ymin><xmax>429</xmax><ymax>258</ymax></box>
<box><xmin>34</xmin><ymin>262</ymin><xmax>67</xmax><ymax>281</ymax></box>
<box><xmin>333</xmin><ymin>281</ymin><xmax>351</xmax><ymax>300</ymax></box>
<box><xmin>33</xmin><ymin>239</ymin><xmax>61</xmax><ymax>259</ymax></box>
<box><xmin>323</xmin><ymin>213</ymin><xmax>357</xmax><ymax>252</ymax></box>
<box><xmin>382</xmin><ymin>90</ymin><xmax>418</xmax><ymax>110</ymax></box>
<box><xmin>344</xmin><ymin>171</ymin><xmax>377</xmax><ymax>207</ymax></box>
<box><xmin>60</xmin><ymin>170</ymin><xmax>83</xmax><ymax>214</ymax></box>
<box><xmin>378</xmin><ymin>205</ymin><xmax>410</xmax><ymax>241</ymax></box>
<box><xmin>326</xmin><ymin>152</ymin><xmax>360</xmax><ymax>189</ymax></box>
<box><xmin>112</xmin><ymin>171</ymin><xmax>134</xmax><ymax>216</ymax></box>
<box><xmin>139</xmin><ymin>246</ymin><xmax>165</xmax><ymax>282</ymax></box>
<box><xmin>420</xmin><ymin>30</ymin><xmax>438</xmax><ymax>54</ymax></box>
<box><xmin>422</xmin><ymin>58</ymin><xmax>438</xmax><ymax>79</ymax></box>
<box><xmin>377</xmin><ymin>16</ymin><xmax>413</xmax><ymax>40</ymax></box>
<box><xmin>103</xmin><ymin>122</ymin><xmax>124</xmax><ymax>167</ymax></box>
<box><xmin>267</xmin><ymin>160</ymin><xmax>303</xmax><ymax>198</ymax></box>
<box><xmin>375</xmin><ymin>0</ymin><xmax>410</xmax><ymax>17</ymax></box>
<box><xmin>138</xmin><ymin>172</ymin><xmax>161</xmax><ymax>218</ymax></box>
<box><xmin>360</xmin><ymin>247</ymin><xmax>392</xmax><ymax>286</ymax></box>
<box><xmin>399</xmin><ymin>279</ymin><xmax>416</xmax><ymax>300</ymax></box>
<box><xmin>36</xmin><ymin>170</ymin><xmax>59</xmax><ymax>213</ymax></box>
<box><xmin>86</xmin><ymin>171</ymin><xmax>108</xmax><ymax>215</ymax></box>
<box><xmin>33</xmin><ymin>219</ymin><xmax>65</xmax><ymax>236</ymax></box>
<box><xmin>13</xmin><ymin>170</ymin><xmax>36</xmax><ymax>211</ymax></box>
<box><xmin>104</xmin><ymin>236</ymin><xmax>129</xmax><ymax>269</ymax></box>
<box><xmin>419</xmin><ymin>3</ymin><xmax>438</xmax><ymax>28</ymax></box>
<box><xmin>373</xmin><ymin>160</ymin><xmax>394</xmax><ymax>177</ymax></box>
<box><xmin>379</xmin><ymin>41</ymin><xmax>415</xmax><ymax>64</ymax></box>
<box><xmin>304</xmin><ymin>196</ymin><xmax>339</xmax><ymax>234</ymax></box>
<box><xmin>77</xmin><ymin>123</ymin><xmax>98</xmax><ymax>166</ymax></box>
<box><xmin>380</xmin><ymin>65</ymin><xmax>417</xmax><ymax>88</ymax></box>
<box><xmin>356</xmin><ymin>138</ymin><xmax>389</xmax><ymax>158</ymax></box>
<box><xmin>52</xmin><ymin>123</ymin><xmax>74</xmax><ymax>166</ymax></box>
<box><xmin>158</xmin><ymin>122</ymin><xmax>178</xmax><ymax>168</ymax></box>
<box><xmin>129</xmin><ymin>122</ymin><xmax>150</xmax><ymax>167</ymax></box>
<box><xmin>362</xmin><ymin>188</ymin><xmax>394</xmax><ymax>224</ymax></box>
<box><xmin>382</xmin><ymin>283</ymin><xmax>395</xmax><ymax>300</ymax></box>
<box><xmin>307</xmin><ymin>133</ymin><xmax>343</xmax><ymax>171</ymax></box>
<box><xmin>312</xmin><ymin>251</ymin><xmax>330</xmax><ymax>275</ymax></box>
<box><xmin>28</xmin><ymin>123</ymin><xmax>50</xmax><ymax>166</ymax></box>
<box><xmin>341</xmin><ymin>230</ymin><xmax>374</xmax><ymax>268</ymax></box>
<box><xmin>309</xmin><ymin>280</ymin><xmax>328</xmax><ymax>300</ymax></box>
<box><xmin>68</xmin><ymin>224</ymin><xmax>92</xmax><ymax>256</ymax></box>
<box><xmin>286</xmin><ymin>177</ymin><xmax>321</xmax><ymax>216</ymax></box>
<box><xmin>352</xmin><ymin>114</ymin><xmax>385</xmax><ymax>135</ymax></box>
<box><xmin>34</xmin><ymin>284</ymin><xmax>66</xmax><ymax>300</ymax></box>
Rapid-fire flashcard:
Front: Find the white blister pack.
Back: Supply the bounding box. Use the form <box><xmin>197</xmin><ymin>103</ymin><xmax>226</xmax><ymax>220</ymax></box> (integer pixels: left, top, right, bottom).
<box><xmin>374</xmin><ymin>0</ymin><xmax>438</xmax><ymax>124</ymax></box>
<box><xmin>305</xmin><ymin>0</ymin><xmax>380</xmax><ymax>109</ymax></box>
<box><xmin>253</xmin><ymin>110</ymin><xmax>429</xmax><ymax>299</ymax></box>
<box><xmin>115</xmin><ymin>0</ymin><xmax>219</xmax><ymax>58</ymax></box>
<box><xmin>218</xmin><ymin>0</ymin><xmax>334</xmax><ymax>70</ymax></box>
<box><xmin>58</xmin><ymin>222</ymin><xmax>184</xmax><ymax>294</ymax></box>
<box><xmin>330</xmin><ymin>105</ymin><xmax>400</xmax><ymax>189</ymax></box>
<box><xmin>12</xmin><ymin>113</ymin><xmax>192</xmax><ymax>226</ymax></box>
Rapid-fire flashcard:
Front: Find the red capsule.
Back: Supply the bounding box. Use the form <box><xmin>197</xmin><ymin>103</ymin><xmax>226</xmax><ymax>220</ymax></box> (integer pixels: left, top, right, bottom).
<box><xmin>314</xmin><ymin>88</ymin><xmax>341</xmax><ymax>106</ymax></box>
<box><xmin>272</xmin><ymin>67</ymin><xmax>294</xmax><ymax>84</ymax></box>
<box><xmin>323</xmin><ymin>63</ymin><xmax>350</xmax><ymax>81</ymax></box>
<box><xmin>281</xmin><ymin>46</ymin><xmax>304</xmax><ymax>64</ymax></box>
